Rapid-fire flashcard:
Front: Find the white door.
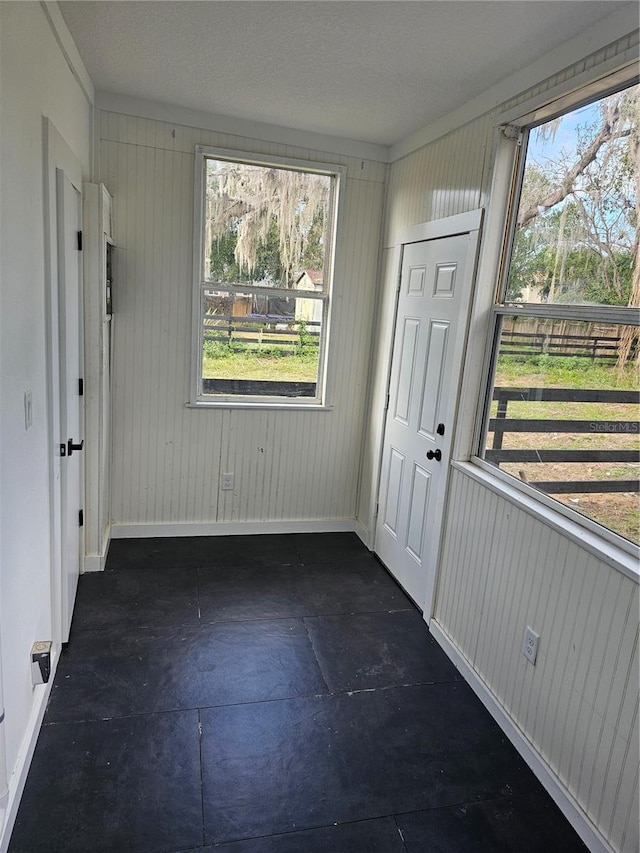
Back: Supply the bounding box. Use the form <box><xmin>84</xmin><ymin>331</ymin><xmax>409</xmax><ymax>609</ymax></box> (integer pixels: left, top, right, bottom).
<box><xmin>57</xmin><ymin>168</ymin><xmax>84</xmax><ymax>641</ymax></box>
<box><xmin>375</xmin><ymin>226</ymin><xmax>479</xmax><ymax>617</ymax></box>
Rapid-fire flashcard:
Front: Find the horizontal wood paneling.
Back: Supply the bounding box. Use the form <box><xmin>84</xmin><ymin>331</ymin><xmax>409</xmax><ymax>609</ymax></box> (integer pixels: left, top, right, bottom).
<box><xmin>435</xmin><ymin>468</ymin><xmax>639</xmax><ymax>853</ymax></box>
<box><xmin>100</xmin><ymin>113</ymin><xmax>385</xmax><ymax>526</ymax></box>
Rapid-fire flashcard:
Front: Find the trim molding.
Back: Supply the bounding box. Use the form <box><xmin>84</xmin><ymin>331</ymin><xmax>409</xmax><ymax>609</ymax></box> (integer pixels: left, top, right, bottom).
<box><xmin>429</xmin><ymin>621</ymin><xmax>615</xmax><ymax>853</ymax></box>
<box><xmin>110</xmin><ymin>519</ymin><xmax>358</xmax><ymax>539</ymax></box>
<box><xmin>40</xmin><ymin>2</ymin><xmax>95</xmax><ymax>106</ymax></box>
<box><xmin>392</xmin><ymin>208</ymin><xmax>483</xmax><ymax>249</ymax></box>
<box><xmin>96</xmin><ymin>92</ymin><xmax>389</xmax><ymax>164</ymax></box>
<box><xmin>0</xmin><ymin>648</ymin><xmax>59</xmax><ymax>853</ymax></box>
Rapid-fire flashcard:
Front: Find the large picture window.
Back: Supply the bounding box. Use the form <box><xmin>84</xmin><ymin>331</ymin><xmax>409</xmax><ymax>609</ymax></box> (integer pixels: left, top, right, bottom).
<box><xmin>479</xmin><ymin>79</ymin><xmax>639</xmax><ymax>547</ymax></box>
<box><xmin>191</xmin><ymin>147</ymin><xmax>342</xmax><ymax>405</ymax></box>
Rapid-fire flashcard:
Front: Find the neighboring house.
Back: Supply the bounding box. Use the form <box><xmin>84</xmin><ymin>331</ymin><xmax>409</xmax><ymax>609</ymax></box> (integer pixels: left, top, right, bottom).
<box><xmin>295</xmin><ymin>269</ymin><xmax>324</xmax><ymax>328</ymax></box>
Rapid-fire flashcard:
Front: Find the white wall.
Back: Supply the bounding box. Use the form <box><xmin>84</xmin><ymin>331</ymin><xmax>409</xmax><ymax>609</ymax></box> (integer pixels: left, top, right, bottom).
<box><xmin>98</xmin><ymin>111</ymin><xmax>386</xmax><ymax>533</ymax></box>
<box><xmin>435</xmin><ymin>467</ymin><xmax>638</xmax><ymax>853</ymax></box>
<box><xmin>360</xmin><ymin>16</ymin><xmax>639</xmax><ymax>853</ymax></box>
<box><xmin>0</xmin><ymin>2</ymin><xmax>92</xmax><ymax>845</ymax></box>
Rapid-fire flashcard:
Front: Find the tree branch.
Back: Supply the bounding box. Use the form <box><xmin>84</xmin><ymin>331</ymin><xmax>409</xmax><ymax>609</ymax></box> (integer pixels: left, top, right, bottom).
<box><xmin>517</xmin><ymin>105</ymin><xmax>628</xmax><ymax>229</ymax></box>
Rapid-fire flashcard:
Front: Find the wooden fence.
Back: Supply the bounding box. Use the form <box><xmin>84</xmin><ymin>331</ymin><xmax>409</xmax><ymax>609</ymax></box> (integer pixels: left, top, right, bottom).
<box><xmin>203</xmin><ymin>314</ymin><xmax>320</xmax><ymax>351</ymax></box>
<box><xmin>500</xmin><ymin>330</ymin><xmax>635</xmax><ymax>362</ymax></box>
<box><xmin>486</xmin><ymin>387</ymin><xmax>639</xmax><ymax>494</ymax></box>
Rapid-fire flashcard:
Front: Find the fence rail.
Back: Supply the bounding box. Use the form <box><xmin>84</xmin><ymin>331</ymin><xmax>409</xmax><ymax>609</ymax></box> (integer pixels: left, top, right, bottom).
<box><xmin>500</xmin><ymin>330</ymin><xmax>635</xmax><ymax>362</ymax></box>
<box><xmin>486</xmin><ymin>386</ymin><xmax>639</xmax><ymax>494</ymax></box>
<box><xmin>203</xmin><ymin>314</ymin><xmax>320</xmax><ymax>350</ymax></box>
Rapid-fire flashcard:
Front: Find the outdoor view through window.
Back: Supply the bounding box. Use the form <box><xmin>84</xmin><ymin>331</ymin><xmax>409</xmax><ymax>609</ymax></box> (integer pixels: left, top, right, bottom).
<box><xmin>197</xmin><ymin>154</ymin><xmax>335</xmax><ymax>401</ymax></box>
<box><xmin>483</xmin><ymin>82</ymin><xmax>639</xmax><ymax>545</ymax></box>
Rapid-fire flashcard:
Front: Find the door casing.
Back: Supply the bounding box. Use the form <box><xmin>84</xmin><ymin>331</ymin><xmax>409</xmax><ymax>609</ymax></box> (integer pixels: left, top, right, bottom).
<box><xmin>44</xmin><ymin>118</ymin><xmax>84</xmax><ymax>646</ymax></box>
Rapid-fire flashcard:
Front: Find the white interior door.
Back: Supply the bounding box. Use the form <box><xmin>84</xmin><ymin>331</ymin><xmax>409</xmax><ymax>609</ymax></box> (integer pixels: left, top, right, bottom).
<box><xmin>57</xmin><ymin>168</ymin><xmax>84</xmax><ymax>641</ymax></box>
<box><xmin>375</xmin><ymin>225</ymin><xmax>479</xmax><ymax>617</ymax></box>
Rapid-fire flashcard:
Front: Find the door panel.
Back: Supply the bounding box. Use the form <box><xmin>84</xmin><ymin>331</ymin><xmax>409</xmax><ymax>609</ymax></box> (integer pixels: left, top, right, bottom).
<box><xmin>395</xmin><ymin>319</ymin><xmax>420</xmax><ymax>424</ymax></box>
<box><xmin>383</xmin><ymin>448</ymin><xmax>405</xmax><ymax>536</ymax></box>
<box><xmin>406</xmin><ymin>464</ymin><xmax>431</xmax><ymax>560</ymax></box>
<box><xmin>419</xmin><ymin>321</ymin><xmax>449</xmax><ymax>437</ymax></box>
<box><xmin>375</xmin><ymin>229</ymin><xmax>479</xmax><ymax>615</ymax></box>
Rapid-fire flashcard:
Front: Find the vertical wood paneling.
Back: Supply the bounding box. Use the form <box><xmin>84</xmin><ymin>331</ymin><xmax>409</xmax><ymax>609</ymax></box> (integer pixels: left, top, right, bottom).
<box><xmin>435</xmin><ymin>468</ymin><xmax>639</xmax><ymax>853</ymax></box>
<box><xmin>384</xmin><ymin>112</ymin><xmax>492</xmax><ymax>246</ymax></box>
<box><xmin>100</xmin><ymin>112</ymin><xmax>385</xmax><ymax>526</ymax></box>
<box><xmin>356</xmin><ymin>25</ymin><xmax>639</xmax><ymax>853</ymax></box>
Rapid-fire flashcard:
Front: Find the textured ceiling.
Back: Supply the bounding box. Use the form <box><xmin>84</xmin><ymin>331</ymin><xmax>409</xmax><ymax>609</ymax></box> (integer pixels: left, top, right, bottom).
<box><xmin>59</xmin><ymin>1</ymin><xmax>633</xmax><ymax>147</ymax></box>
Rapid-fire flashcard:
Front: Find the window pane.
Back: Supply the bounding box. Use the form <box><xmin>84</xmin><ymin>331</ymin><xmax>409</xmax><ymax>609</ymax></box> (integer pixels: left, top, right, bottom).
<box><xmin>507</xmin><ymin>83</ymin><xmax>639</xmax><ymax>306</ymax></box>
<box><xmin>204</xmin><ymin>158</ymin><xmax>332</xmax><ymax>291</ymax></box>
<box><xmin>202</xmin><ymin>289</ymin><xmax>322</xmax><ymax>397</ymax></box>
<box><xmin>483</xmin><ymin>317</ymin><xmax>639</xmax><ymax>544</ymax></box>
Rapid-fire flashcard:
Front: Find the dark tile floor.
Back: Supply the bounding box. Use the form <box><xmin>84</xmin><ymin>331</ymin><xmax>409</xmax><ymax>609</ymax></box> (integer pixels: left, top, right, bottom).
<box><xmin>9</xmin><ymin>533</ymin><xmax>587</xmax><ymax>853</ymax></box>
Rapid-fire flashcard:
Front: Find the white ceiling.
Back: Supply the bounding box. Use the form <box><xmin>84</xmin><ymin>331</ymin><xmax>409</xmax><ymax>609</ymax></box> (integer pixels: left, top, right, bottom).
<box><xmin>59</xmin><ymin>1</ymin><xmax>633</xmax><ymax>147</ymax></box>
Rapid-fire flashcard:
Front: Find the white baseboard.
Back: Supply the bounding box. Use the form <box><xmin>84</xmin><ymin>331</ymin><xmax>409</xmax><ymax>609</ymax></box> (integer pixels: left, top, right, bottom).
<box><xmin>354</xmin><ymin>518</ymin><xmax>372</xmax><ymax>550</ymax></box>
<box><xmin>83</xmin><ymin>548</ymin><xmax>109</xmax><ymax>573</ymax></box>
<box><xmin>0</xmin><ymin>647</ymin><xmax>60</xmax><ymax>853</ymax></box>
<box><xmin>110</xmin><ymin>518</ymin><xmax>359</xmax><ymax>539</ymax></box>
<box><xmin>429</xmin><ymin>620</ymin><xmax>614</xmax><ymax>853</ymax></box>
<box><xmin>83</xmin><ymin>526</ymin><xmax>111</xmax><ymax>573</ymax></box>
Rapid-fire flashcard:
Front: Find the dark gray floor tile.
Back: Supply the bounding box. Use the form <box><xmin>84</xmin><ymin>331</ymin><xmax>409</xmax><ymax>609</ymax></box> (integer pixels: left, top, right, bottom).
<box><xmin>206</xmin><ymin>817</ymin><xmax>406</xmax><ymax>852</ymax></box>
<box><xmin>291</xmin><ymin>532</ymin><xmax>369</xmax><ymax>564</ymax></box>
<box><xmin>8</xmin><ymin>711</ymin><xmax>203</xmax><ymax>853</ymax></box>
<box><xmin>197</xmin><ymin>557</ymin><xmax>411</xmax><ymax>623</ymax></box>
<box><xmin>295</xmin><ymin>557</ymin><xmax>413</xmax><ymax>615</ymax></box>
<box><xmin>200</xmin><ymin>683</ymin><xmax>539</xmax><ymax>845</ymax></box>
<box><xmin>305</xmin><ymin>610</ymin><xmax>461</xmax><ymax>692</ymax></box>
<box><xmin>106</xmin><ymin>534</ymin><xmax>301</xmax><ymax>571</ymax></box>
<box><xmin>46</xmin><ymin>620</ymin><xmax>328</xmax><ymax>722</ymax></box>
<box><xmin>71</xmin><ymin>566</ymin><xmax>199</xmax><ymax>633</ymax></box>
<box><xmin>198</xmin><ymin>563</ymin><xmax>312</xmax><ymax>622</ymax></box>
<box><xmin>396</xmin><ymin>794</ymin><xmax>588</xmax><ymax>852</ymax></box>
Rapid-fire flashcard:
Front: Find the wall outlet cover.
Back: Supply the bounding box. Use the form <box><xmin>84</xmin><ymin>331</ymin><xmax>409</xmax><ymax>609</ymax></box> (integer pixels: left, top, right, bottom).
<box><xmin>522</xmin><ymin>626</ymin><xmax>540</xmax><ymax>665</ymax></box>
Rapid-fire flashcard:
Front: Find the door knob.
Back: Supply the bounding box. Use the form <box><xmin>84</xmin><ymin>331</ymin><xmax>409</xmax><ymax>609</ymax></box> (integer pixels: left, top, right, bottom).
<box><xmin>426</xmin><ymin>448</ymin><xmax>442</xmax><ymax>461</ymax></box>
<box><xmin>67</xmin><ymin>438</ymin><xmax>84</xmax><ymax>456</ymax></box>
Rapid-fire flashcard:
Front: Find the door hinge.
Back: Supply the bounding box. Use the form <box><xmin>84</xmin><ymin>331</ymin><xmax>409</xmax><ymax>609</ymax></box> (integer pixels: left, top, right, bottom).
<box><xmin>78</xmin><ymin>377</ymin><xmax>84</xmax><ymax>396</ymax></box>
<box><xmin>77</xmin><ymin>230</ymin><xmax>83</xmax><ymax>251</ymax></box>
<box><xmin>78</xmin><ymin>509</ymin><xmax>84</xmax><ymax>527</ymax></box>
<box><xmin>384</xmin><ymin>392</ymin><xmax>390</xmax><ymax>410</ymax></box>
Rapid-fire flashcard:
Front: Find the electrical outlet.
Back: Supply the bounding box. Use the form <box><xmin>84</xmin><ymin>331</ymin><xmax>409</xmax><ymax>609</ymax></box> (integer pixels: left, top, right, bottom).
<box><xmin>221</xmin><ymin>472</ymin><xmax>234</xmax><ymax>491</ymax></box>
<box><xmin>522</xmin><ymin>626</ymin><xmax>540</xmax><ymax>665</ymax></box>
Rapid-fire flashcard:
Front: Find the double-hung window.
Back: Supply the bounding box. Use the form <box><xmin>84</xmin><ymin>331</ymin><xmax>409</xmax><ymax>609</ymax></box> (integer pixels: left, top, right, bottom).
<box><xmin>191</xmin><ymin>146</ymin><xmax>342</xmax><ymax>407</ymax></box>
<box><xmin>477</xmin><ymin>76</ymin><xmax>639</xmax><ymax>549</ymax></box>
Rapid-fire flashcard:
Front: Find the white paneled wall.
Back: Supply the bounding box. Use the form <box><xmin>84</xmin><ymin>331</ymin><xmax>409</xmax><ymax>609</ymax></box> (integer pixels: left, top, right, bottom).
<box><xmin>100</xmin><ymin>113</ymin><xmax>385</xmax><ymax>529</ymax></box>
<box><xmin>384</xmin><ymin>114</ymin><xmax>493</xmax><ymax>247</ymax></box>
<box><xmin>435</xmin><ymin>468</ymin><xmax>639</xmax><ymax>853</ymax></box>
<box><xmin>358</xmin><ymin>116</ymin><xmax>491</xmax><ymax>540</ymax></box>
<box><xmin>359</xmin><ymin>25</ymin><xmax>639</xmax><ymax>853</ymax></box>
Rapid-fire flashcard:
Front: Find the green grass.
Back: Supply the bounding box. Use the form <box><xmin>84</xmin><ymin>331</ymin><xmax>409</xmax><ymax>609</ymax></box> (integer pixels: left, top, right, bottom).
<box><xmin>495</xmin><ymin>355</ymin><xmax>638</xmax><ymax>390</ymax></box>
<box><xmin>202</xmin><ymin>345</ymin><xmax>318</xmax><ymax>382</ymax></box>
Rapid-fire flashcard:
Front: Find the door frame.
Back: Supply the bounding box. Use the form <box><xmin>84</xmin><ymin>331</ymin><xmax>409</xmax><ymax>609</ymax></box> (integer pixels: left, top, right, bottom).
<box><xmin>44</xmin><ymin>118</ymin><xmax>84</xmax><ymax>646</ymax></box>
<box><xmin>372</xmin><ymin>209</ymin><xmax>483</xmax><ymax>620</ymax></box>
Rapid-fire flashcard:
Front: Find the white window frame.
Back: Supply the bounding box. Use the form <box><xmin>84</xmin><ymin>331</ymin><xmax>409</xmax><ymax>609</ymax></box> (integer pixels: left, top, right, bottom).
<box><xmin>470</xmin><ymin>64</ymin><xmax>640</xmax><ymax>566</ymax></box>
<box><xmin>189</xmin><ymin>145</ymin><xmax>344</xmax><ymax>409</ymax></box>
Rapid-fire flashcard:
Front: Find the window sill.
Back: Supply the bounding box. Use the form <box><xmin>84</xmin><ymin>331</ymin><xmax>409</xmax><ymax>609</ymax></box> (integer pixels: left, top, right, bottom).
<box><xmin>186</xmin><ymin>400</ymin><xmax>334</xmax><ymax>411</ymax></box>
<box><xmin>453</xmin><ymin>459</ymin><xmax>639</xmax><ymax>583</ymax></box>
